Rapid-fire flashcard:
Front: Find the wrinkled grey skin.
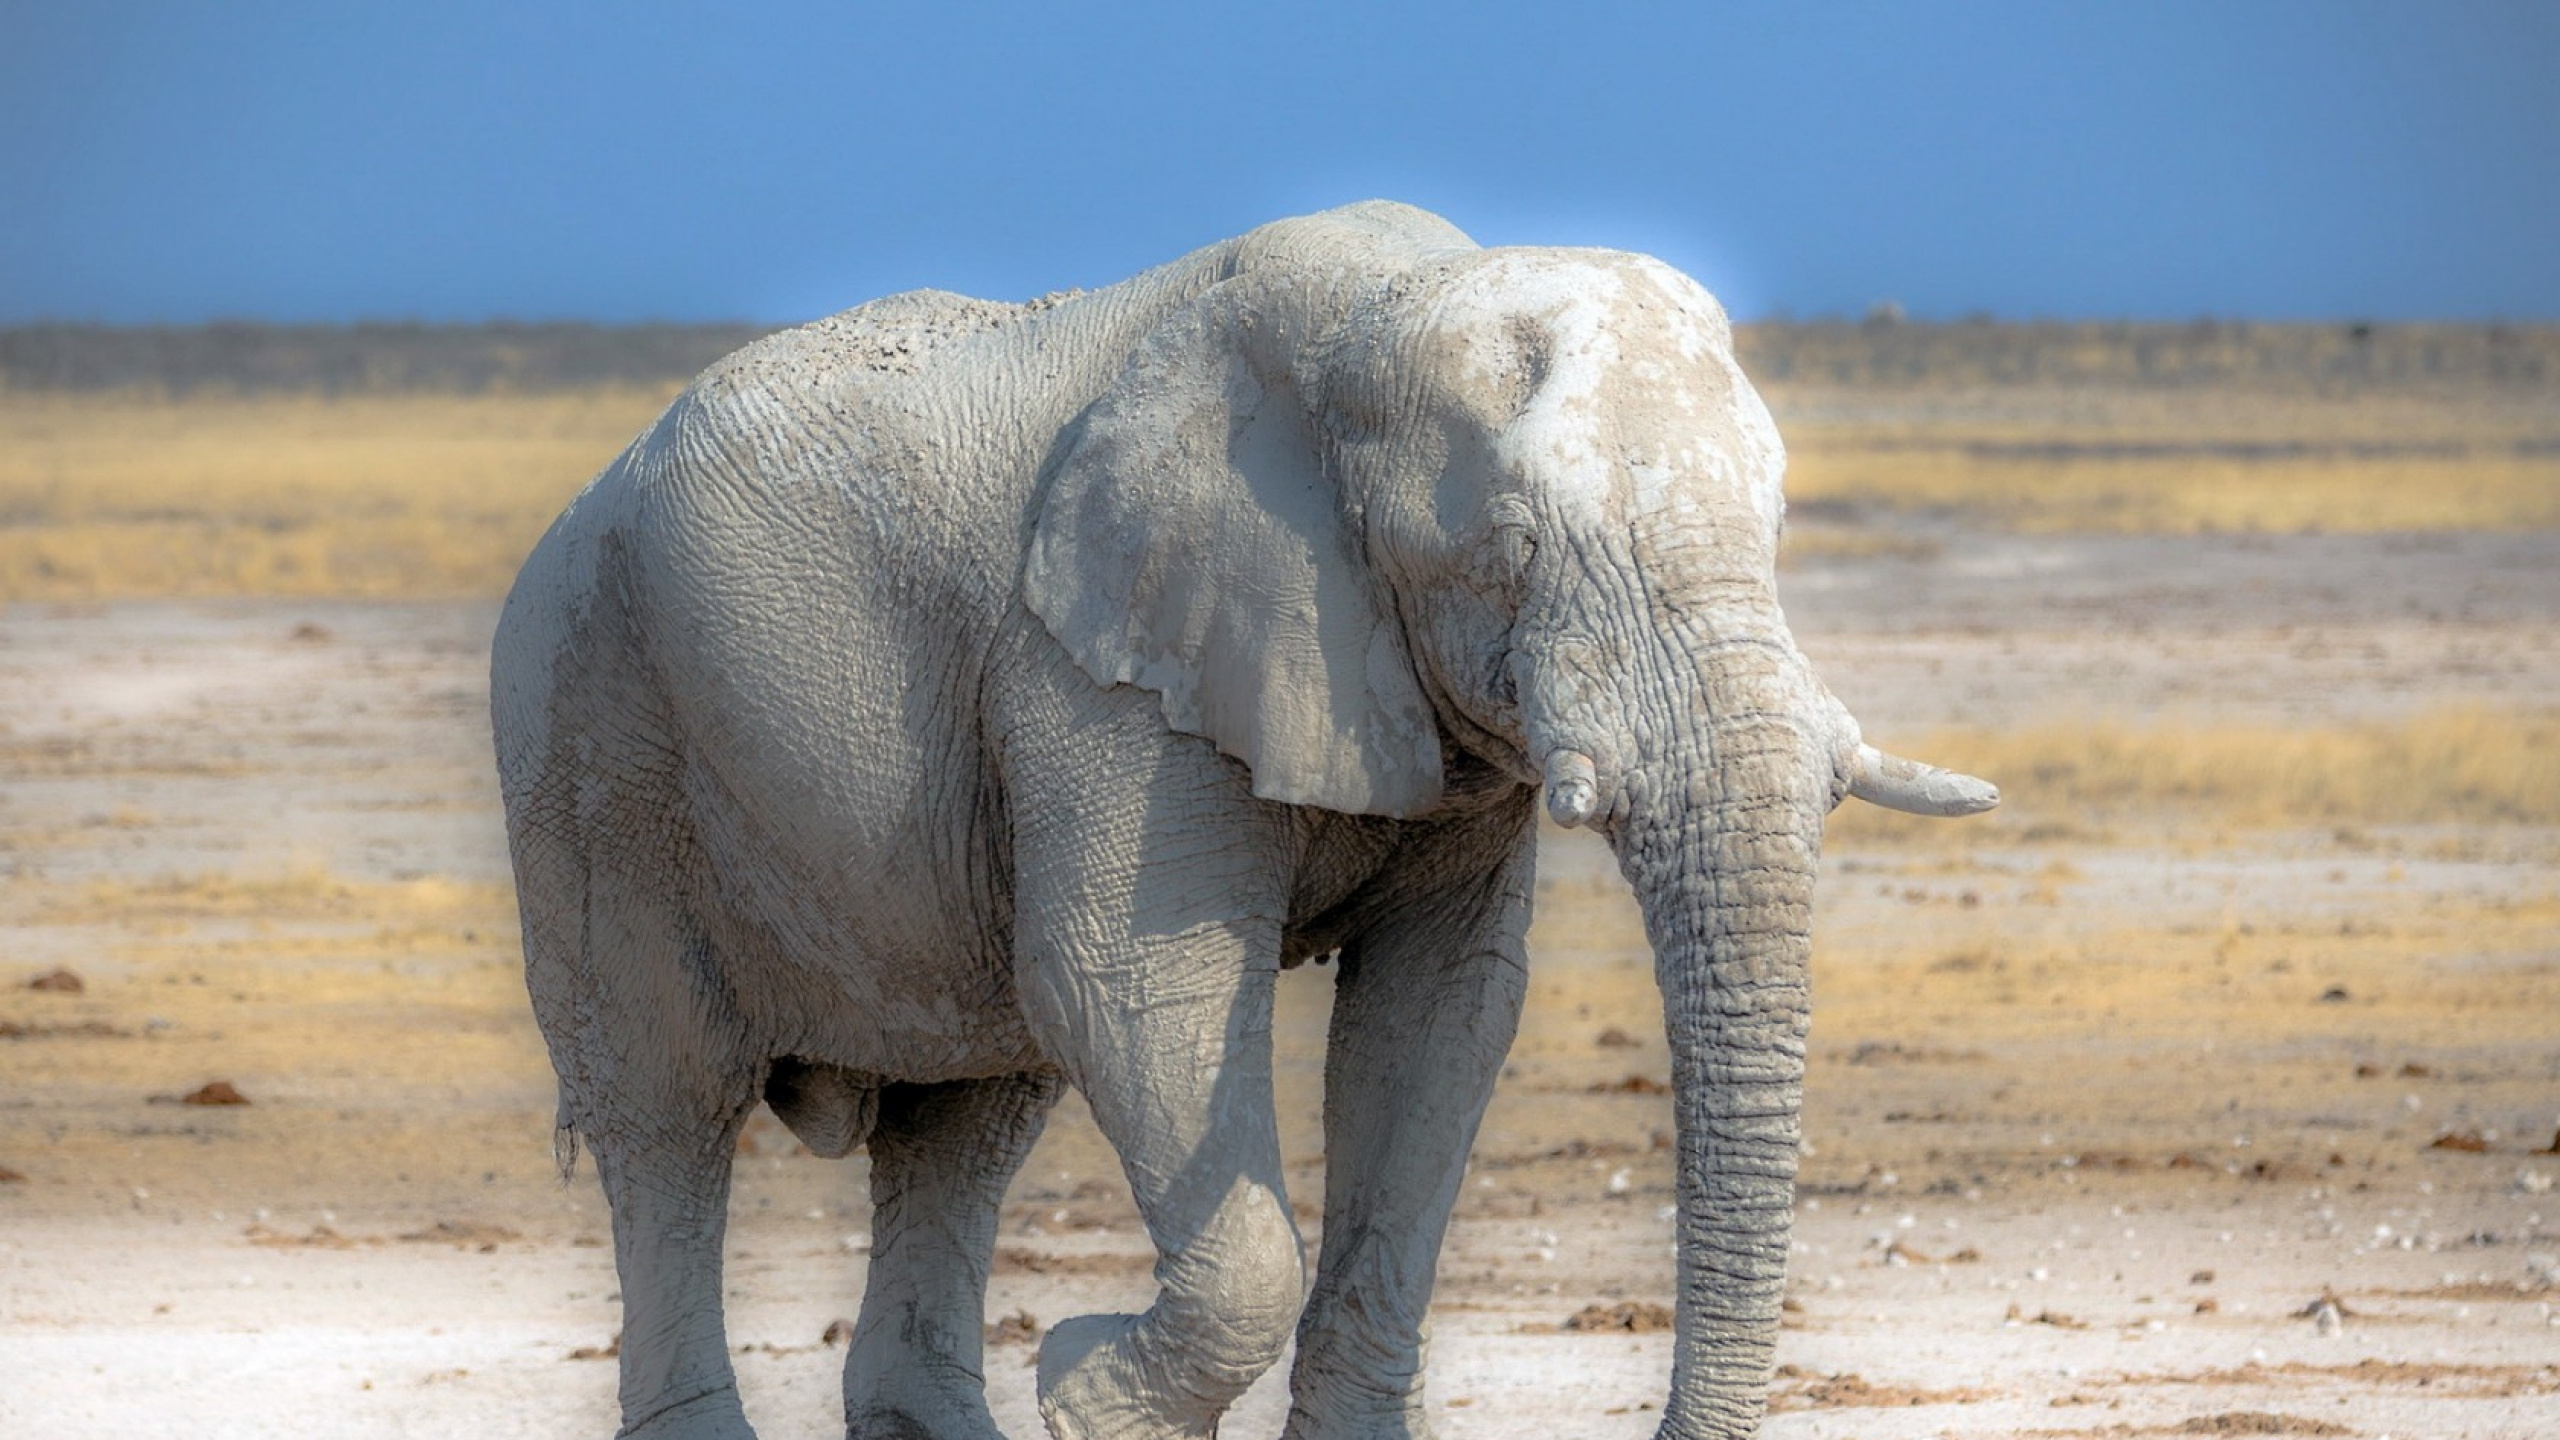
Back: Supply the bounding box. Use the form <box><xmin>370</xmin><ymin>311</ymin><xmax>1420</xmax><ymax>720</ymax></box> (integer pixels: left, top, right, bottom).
<box><xmin>491</xmin><ymin>202</ymin><xmax>1994</xmax><ymax>1440</ymax></box>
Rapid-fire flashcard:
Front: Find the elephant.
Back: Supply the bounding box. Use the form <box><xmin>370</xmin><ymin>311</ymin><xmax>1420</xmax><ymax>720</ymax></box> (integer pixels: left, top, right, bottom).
<box><xmin>489</xmin><ymin>200</ymin><xmax>1996</xmax><ymax>1440</ymax></box>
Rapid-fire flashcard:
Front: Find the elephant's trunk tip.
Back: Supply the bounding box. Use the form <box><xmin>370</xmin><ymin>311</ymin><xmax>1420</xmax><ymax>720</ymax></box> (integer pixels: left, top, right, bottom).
<box><xmin>1847</xmin><ymin>743</ymin><xmax>1998</xmax><ymax>817</ymax></box>
<box><xmin>1544</xmin><ymin>749</ymin><xmax>1600</xmax><ymax>828</ymax></box>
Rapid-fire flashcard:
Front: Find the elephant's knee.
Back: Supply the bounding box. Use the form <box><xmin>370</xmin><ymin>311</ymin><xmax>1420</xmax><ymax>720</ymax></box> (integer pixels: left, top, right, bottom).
<box><xmin>1036</xmin><ymin>1193</ymin><xmax>1303</xmax><ymax>1440</ymax></box>
<box><xmin>1164</xmin><ymin>1184</ymin><xmax>1306</xmax><ymax>1392</ymax></box>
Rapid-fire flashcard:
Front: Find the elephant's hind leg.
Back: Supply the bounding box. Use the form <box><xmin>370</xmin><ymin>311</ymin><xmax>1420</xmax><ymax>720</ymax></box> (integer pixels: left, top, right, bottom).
<box><xmin>513</xmin><ymin>821</ymin><xmax>761</xmax><ymax>1440</ymax></box>
<box><xmin>843</xmin><ymin>1072</ymin><xmax>1062</xmax><ymax>1440</ymax></box>
<box><xmin>594</xmin><ymin>1096</ymin><xmax>758</xmax><ymax>1440</ymax></box>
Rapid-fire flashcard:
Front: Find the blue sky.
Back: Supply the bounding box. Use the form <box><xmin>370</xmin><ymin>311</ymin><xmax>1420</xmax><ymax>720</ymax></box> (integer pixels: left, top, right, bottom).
<box><xmin>3</xmin><ymin>1</ymin><xmax>2554</xmax><ymax>324</ymax></box>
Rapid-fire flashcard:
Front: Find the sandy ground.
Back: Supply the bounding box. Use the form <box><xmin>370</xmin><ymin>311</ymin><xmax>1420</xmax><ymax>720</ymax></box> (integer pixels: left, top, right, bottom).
<box><xmin>5</xmin><ymin>523</ymin><xmax>2558</xmax><ymax>1439</ymax></box>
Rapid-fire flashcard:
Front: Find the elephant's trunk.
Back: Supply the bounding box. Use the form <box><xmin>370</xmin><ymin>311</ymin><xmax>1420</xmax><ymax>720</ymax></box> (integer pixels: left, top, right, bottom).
<box><xmin>1601</xmin><ymin>622</ymin><xmax>1829</xmax><ymax>1440</ymax></box>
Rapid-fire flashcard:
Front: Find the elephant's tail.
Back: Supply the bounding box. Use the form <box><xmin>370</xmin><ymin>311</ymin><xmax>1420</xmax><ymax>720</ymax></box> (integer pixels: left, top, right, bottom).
<box><xmin>553</xmin><ymin>1092</ymin><xmax>581</xmax><ymax>1182</ymax></box>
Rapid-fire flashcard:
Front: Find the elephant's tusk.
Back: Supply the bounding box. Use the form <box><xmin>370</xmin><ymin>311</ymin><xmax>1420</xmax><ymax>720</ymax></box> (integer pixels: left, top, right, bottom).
<box><xmin>1847</xmin><ymin>744</ymin><xmax>1999</xmax><ymax>817</ymax></box>
<box><xmin>1544</xmin><ymin>749</ymin><xmax>1600</xmax><ymax>828</ymax></box>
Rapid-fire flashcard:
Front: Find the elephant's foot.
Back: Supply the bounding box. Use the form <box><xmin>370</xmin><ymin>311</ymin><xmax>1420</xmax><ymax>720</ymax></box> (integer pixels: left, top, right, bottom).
<box><xmin>846</xmin><ymin>1404</ymin><xmax>1003</xmax><ymax>1440</ymax></box>
<box><xmin>1280</xmin><ymin>1399</ymin><xmax>1435</xmax><ymax>1440</ymax></box>
<box><xmin>1281</xmin><ymin>1371</ymin><xmax>1434</xmax><ymax>1440</ymax></box>
<box><xmin>1035</xmin><ymin>1313</ymin><xmax>1223</xmax><ymax>1440</ymax></box>
<box><xmin>1281</xmin><ymin>1322</ymin><xmax>1434</xmax><ymax>1440</ymax></box>
<box><xmin>1283</xmin><ymin>1421</ymin><xmax>1436</xmax><ymax>1440</ymax></box>
<box><xmin>619</xmin><ymin>1383</ymin><xmax>755</xmax><ymax>1440</ymax></box>
<box><xmin>845</xmin><ymin>1360</ymin><xmax>1008</xmax><ymax>1440</ymax></box>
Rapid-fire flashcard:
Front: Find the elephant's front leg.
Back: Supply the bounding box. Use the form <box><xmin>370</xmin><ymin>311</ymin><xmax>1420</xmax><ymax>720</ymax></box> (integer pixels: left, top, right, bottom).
<box><xmin>1009</xmin><ymin>752</ymin><xmax>1307</xmax><ymax>1440</ymax></box>
<box><xmin>1286</xmin><ymin>811</ymin><xmax>1537</xmax><ymax>1440</ymax></box>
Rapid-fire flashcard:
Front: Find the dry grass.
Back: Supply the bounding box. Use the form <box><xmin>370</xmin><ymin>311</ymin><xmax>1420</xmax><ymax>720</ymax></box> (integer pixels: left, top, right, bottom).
<box><xmin>35</xmin><ymin>866</ymin><xmax>514</xmax><ymax>928</ymax></box>
<box><xmin>1770</xmin><ymin>385</ymin><xmax>2560</xmax><ymax>534</ymax></box>
<box><xmin>1786</xmin><ymin>441</ymin><xmax>2560</xmax><ymax>534</ymax></box>
<box><xmin>1810</xmin><ymin>894</ymin><xmax>2560</xmax><ymax>1049</ymax></box>
<box><xmin>1834</xmin><ymin>707</ymin><xmax>2560</xmax><ymax>844</ymax></box>
<box><xmin>0</xmin><ymin>389</ymin><xmax>673</xmax><ymax>601</ymax></box>
<box><xmin>5</xmin><ymin>378</ymin><xmax>2553</xmax><ymax>603</ymax></box>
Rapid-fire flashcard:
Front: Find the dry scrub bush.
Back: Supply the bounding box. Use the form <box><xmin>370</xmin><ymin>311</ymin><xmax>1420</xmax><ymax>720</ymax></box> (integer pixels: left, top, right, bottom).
<box><xmin>1832</xmin><ymin>707</ymin><xmax>2560</xmax><ymax>844</ymax></box>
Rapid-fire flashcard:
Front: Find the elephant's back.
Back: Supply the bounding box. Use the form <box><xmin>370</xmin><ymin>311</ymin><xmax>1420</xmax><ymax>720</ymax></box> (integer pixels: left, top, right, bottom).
<box><xmin>636</xmin><ymin>287</ymin><xmax>1100</xmax><ymax>593</ymax></box>
<box><xmin>752</xmin><ymin>288</ymin><xmax>1032</xmax><ymax>383</ymax></box>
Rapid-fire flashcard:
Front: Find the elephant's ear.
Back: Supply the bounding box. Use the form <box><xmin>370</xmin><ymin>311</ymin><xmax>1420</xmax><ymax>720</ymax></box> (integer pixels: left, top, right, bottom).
<box><xmin>1026</xmin><ymin>280</ymin><xmax>1443</xmax><ymax>817</ymax></box>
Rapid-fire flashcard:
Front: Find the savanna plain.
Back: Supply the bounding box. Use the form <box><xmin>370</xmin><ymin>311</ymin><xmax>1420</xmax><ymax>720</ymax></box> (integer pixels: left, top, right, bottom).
<box><xmin>4</xmin><ymin>322</ymin><xmax>2558</xmax><ymax>1439</ymax></box>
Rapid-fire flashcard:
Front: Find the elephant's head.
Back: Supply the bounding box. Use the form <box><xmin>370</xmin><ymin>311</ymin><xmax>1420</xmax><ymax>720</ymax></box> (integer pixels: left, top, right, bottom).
<box><xmin>1028</xmin><ymin>202</ymin><xmax>1994</xmax><ymax>1438</ymax></box>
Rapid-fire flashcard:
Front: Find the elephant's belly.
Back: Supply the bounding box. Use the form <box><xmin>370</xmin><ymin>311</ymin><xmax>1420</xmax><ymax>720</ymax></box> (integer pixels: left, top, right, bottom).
<box><xmin>759</xmin><ymin>931</ymin><xmax>1041</xmax><ymax>1085</ymax></box>
<box><xmin>685</xmin><ymin>761</ymin><xmax>1040</xmax><ymax>1084</ymax></box>
<box><xmin>702</xmin><ymin>862</ymin><xmax>1041</xmax><ymax>1082</ymax></box>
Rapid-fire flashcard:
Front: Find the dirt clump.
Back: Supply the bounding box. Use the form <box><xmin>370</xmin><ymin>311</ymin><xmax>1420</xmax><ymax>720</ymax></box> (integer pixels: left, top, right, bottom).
<box><xmin>2145</xmin><ymin>1358</ymin><xmax>2560</xmax><ymax>1398</ymax></box>
<box><xmin>245</xmin><ymin>1223</ymin><xmax>377</xmax><ymax>1249</ymax></box>
<box><xmin>24</xmin><ymin>967</ymin><xmax>84</xmax><ymax>993</ymax></box>
<box><xmin>2174</xmin><ymin>1413</ymin><xmax>2354</xmax><ymax>1436</ymax></box>
<box><xmin>2383</xmin><ymin>1277</ymin><xmax>2552</xmax><ymax>1300</ymax></box>
<box><xmin>1837</xmin><ymin>1040</ymin><xmax>1986</xmax><ymax>1065</ymax></box>
<box><xmin>992</xmin><ymin>1246</ymin><xmax>1150</xmax><ymax>1276</ymax></box>
<box><xmin>2313</xmin><ymin>1359</ymin><xmax>2558</xmax><ymax>1397</ymax></box>
<box><xmin>1562</xmin><ymin>1300</ymin><xmax>1674</xmax><ymax>1333</ymax></box>
<box><xmin>1769</xmin><ymin>1366</ymin><xmax>1988</xmax><ymax>1411</ymax></box>
<box><xmin>179</xmin><ymin>1080</ymin><xmax>249</xmax><ymax>1106</ymax></box>
<box><xmin>398</xmin><ymin>1220</ymin><xmax>521</xmax><ymax>1250</ymax></box>
<box><xmin>1884</xmin><ymin>1239</ymin><xmax>1982</xmax><ymax>1265</ymax></box>
<box><xmin>2293</xmin><ymin>1290</ymin><xmax>2353</xmax><ymax>1324</ymax></box>
<box><xmin>987</xmin><ymin>1309</ymin><xmax>1040</xmax><ymax>1345</ymax></box>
